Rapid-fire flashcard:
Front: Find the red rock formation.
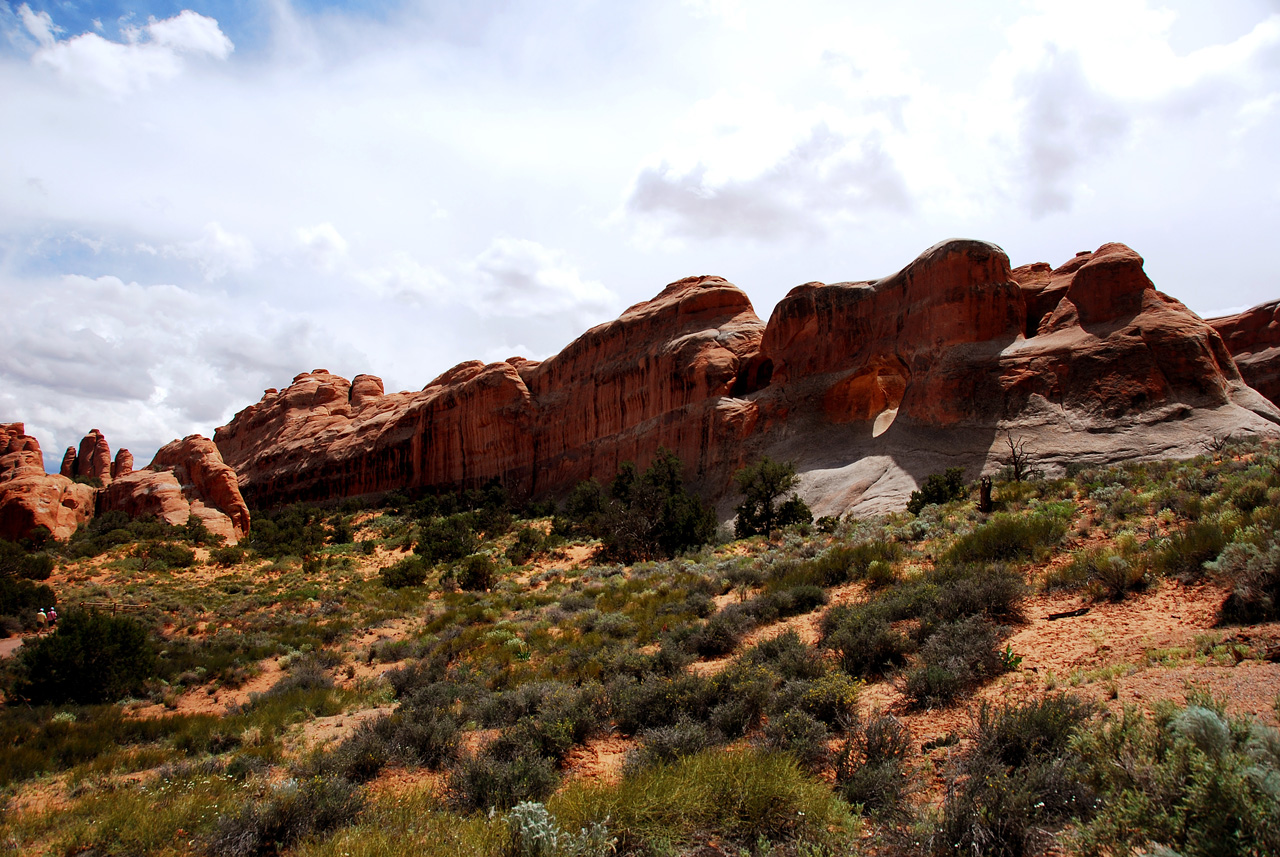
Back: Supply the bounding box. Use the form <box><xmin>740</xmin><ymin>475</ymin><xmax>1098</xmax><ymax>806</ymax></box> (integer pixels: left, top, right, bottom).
<box><xmin>112</xmin><ymin>449</ymin><xmax>133</xmax><ymax>479</ymax></box>
<box><xmin>1209</xmin><ymin>301</ymin><xmax>1280</xmax><ymax>408</ymax></box>
<box><xmin>100</xmin><ymin>435</ymin><xmax>250</xmax><ymax>543</ymax></box>
<box><xmin>0</xmin><ymin>424</ymin><xmax>96</xmax><ymax>541</ymax></box>
<box><xmin>214</xmin><ymin>241</ymin><xmax>1279</xmax><ymax>516</ymax></box>
<box><xmin>215</xmin><ymin>277</ymin><xmax>765</xmax><ymax>506</ymax></box>
<box><xmin>59</xmin><ymin>447</ymin><xmax>76</xmax><ymax>478</ymax></box>
<box><xmin>74</xmin><ymin>429</ymin><xmax>112</xmax><ymax>482</ymax></box>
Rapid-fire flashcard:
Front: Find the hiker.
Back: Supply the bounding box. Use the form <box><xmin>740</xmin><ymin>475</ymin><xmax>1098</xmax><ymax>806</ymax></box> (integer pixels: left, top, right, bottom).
<box><xmin>47</xmin><ymin>607</ymin><xmax>57</xmax><ymax>626</ymax></box>
<box><xmin>36</xmin><ymin>609</ymin><xmax>47</xmax><ymax>632</ymax></box>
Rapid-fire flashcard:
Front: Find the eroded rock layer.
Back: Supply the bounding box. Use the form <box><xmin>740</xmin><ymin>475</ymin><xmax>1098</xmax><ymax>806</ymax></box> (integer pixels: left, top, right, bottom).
<box><xmin>214</xmin><ymin>275</ymin><xmax>766</xmax><ymax>506</ymax></box>
<box><xmin>0</xmin><ymin>423</ymin><xmax>95</xmax><ymax>541</ymax></box>
<box><xmin>0</xmin><ymin>426</ymin><xmax>251</xmax><ymax>543</ymax></box>
<box><xmin>217</xmin><ymin>240</ymin><xmax>1280</xmax><ymax>515</ymax></box>
<box><xmin>1209</xmin><ymin>301</ymin><xmax>1280</xmax><ymax>408</ymax></box>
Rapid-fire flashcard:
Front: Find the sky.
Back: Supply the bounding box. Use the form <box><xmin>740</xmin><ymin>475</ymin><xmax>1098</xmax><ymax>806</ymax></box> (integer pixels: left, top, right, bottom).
<box><xmin>2</xmin><ymin>0</ymin><xmax>1279</xmax><ymax>469</ymax></box>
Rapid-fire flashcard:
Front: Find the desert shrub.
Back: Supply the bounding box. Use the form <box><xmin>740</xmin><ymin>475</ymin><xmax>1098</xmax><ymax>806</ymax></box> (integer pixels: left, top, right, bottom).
<box><xmin>0</xmin><ymin>539</ymin><xmax>55</xmax><ymax>580</ymax></box>
<box><xmin>454</xmin><ymin>554</ymin><xmax>497</xmax><ymax>591</ymax></box>
<box><xmin>1073</xmin><ymin>703</ymin><xmax>1280</xmax><ymax>857</ymax></box>
<box><xmin>742</xmin><ymin>629</ymin><xmax>825</xmax><ymax>681</ymax></box>
<box><xmin>610</xmin><ymin>673</ymin><xmax>713</xmax><ymax>736</ymax></box>
<box><xmin>417</xmin><ymin>514</ymin><xmax>480</xmax><ymax>563</ymax></box>
<box><xmin>573</xmin><ymin>451</ymin><xmax>716</xmax><ymax>562</ymax></box>
<box><xmin>907</xmin><ymin>467</ymin><xmax>967</xmax><ymax>515</ymax></box>
<box><xmin>507</xmin><ymin>800</ymin><xmax>615</xmax><ymax>857</ymax></box>
<box><xmin>550</xmin><ymin>749</ymin><xmax>852</xmax><ymax>855</ymax></box>
<box><xmin>450</xmin><ymin>745</ymin><xmax>560</xmax><ymax>812</ymax></box>
<box><xmin>65</xmin><ymin>511</ymin><xmax>183</xmax><ymax>558</ymax></box>
<box><xmin>262</xmin><ymin>653</ymin><xmax>334</xmax><ymax>697</ymax></box>
<box><xmin>1229</xmin><ymin>478</ymin><xmax>1270</xmax><ymax>514</ymax></box>
<box><xmin>506</xmin><ymin>526</ymin><xmax>547</xmax><ymax>565</ymax></box>
<box><xmin>1077</xmin><ymin>545</ymin><xmax>1149</xmax><ymax>601</ymax></box>
<box><xmin>0</xmin><ymin>576</ymin><xmax>54</xmax><ymax>626</ymax></box>
<box><xmin>920</xmin><ymin>562</ymin><xmax>1028</xmax><ymax>625</ymax></box>
<box><xmin>786</xmin><ymin>671</ymin><xmax>862</xmax><ymax>727</ymax></box>
<box><xmin>804</xmin><ymin>539</ymin><xmax>902</xmax><ymax>586</ymax></box>
<box><xmin>1149</xmin><ymin>519</ymin><xmax>1231</xmax><ymax>580</ymax></box>
<box><xmin>1212</xmin><ymin>541</ymin><xmax>1280</xmax><ymax>623</ymax></box>
<box><xmin>733</xmin><ymin>456</ymin><xmax>813</xmax><ymax>537</ymax></box>
<box><xmin>760</xmin><ymin>709</ymin><xmax>829</xmax><ymax>770</ymax></box>
<box><xmin>391</xmin><ymin>708</ymin><xmax>462</xmax><ymax>768</ymax></box>
<box><xmin>941</xmin><ymin>509</ymin><xmax>1069</xmax><ymax>565</ymax></box>
<box><xmin>927</xmin><ymin>694</ymin><xmax>1094</xmax><ymax>856</ymax></box>
<box><xmin>902</xmin><ymin>615</ymin><xmax>1006</xmax><ymax>709</ymax></box>
<box><xmin>866</xmin><ymin>559</ymin><xmax>898</xmax><ymax>588</ymax></box>
<box><xmin>208</xmin><ymin>775</ymin><xmax>365</xmax><ymax>857</ymax></box>
<box><xmin>822</xmin><ymin>602</ymin><xmax>912</xmax><ymax>679</ymax></box>
<box><xmin>244</xmin><ymin>504</ymin><xmax>329</xmax><ymax>559</ymax></box>
<box><xmin>210</xmin><ymin>545</ymin><xmax>247</xmax><ymax>567</ymax></box>
<box><xmin>133</xmin><ymin>540</ymin><xmax>197</xmax><ymax>570</ymax></box>
<box><xmin>11</xmin><ymin>610</ymin><xmax>158</xmax><ymax>704</ymax></box>
<box><xmin>625</xmin><ymin>718</ymin><xmax>723</xmax><ymax>774</ymax></box>
<box><xmin>380</xmin><ymin>555</ymin><xmax>429</xmax><ymax>589</ymax></box>
<box><xmin>687</xmin><ymin>610</ymin><xmax>751</xmax><ymax>658</ymax></box>
<box><xmin>833</xmin><ymin>711</ymin><xmax>912</xmax><ymax>817</ymax></box>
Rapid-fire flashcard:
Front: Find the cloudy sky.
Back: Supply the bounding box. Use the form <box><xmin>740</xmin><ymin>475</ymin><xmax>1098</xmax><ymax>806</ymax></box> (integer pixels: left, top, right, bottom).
<box><xmin>3</xmin><ymin>0</ymin><xmax>1279</xmax><ymax>469</ymax></box>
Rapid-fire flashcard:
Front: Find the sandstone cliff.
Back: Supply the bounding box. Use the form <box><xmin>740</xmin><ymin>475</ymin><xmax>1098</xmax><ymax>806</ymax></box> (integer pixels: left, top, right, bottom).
<box><xmin>214</xmin><ymin>275</ymin><xmax>765</xmax><ymax>507</ymax></box>
<box><xmin>1209</xmin><ymin>301</ymin><xmax>1280</xmax><ymax>409</ymax></box>
<box><xmin>216</xmin><ymin>240</ymin><xmax>1280</xmax><ymax>517</ymax></box>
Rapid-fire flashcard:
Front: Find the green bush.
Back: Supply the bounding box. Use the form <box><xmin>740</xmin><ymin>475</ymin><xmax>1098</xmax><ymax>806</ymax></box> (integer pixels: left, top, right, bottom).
<box><xmin>455</xmin><ymin>554</ymin><xmax>497</xmax><ymax>591</ymax></box>
<box><xmin>1074</xmin><ymin>703</ymin><xmax>1280</xmax><ymax>857</ymax></box>
<box><xmin>11</xmin><ymin>610</ymin><xmax>158</xmax><ymax>705</ymax></box>
<box><xmin>1212</xmin><ymin>541</ymin><xmax>1280</xmax><ymax>623</ymax></box>
<box><xmin>733</xmin><ymin>456</ymin><xmax>812</xmax><ymax>537</ymax></box>
<box><xmin>210</xmin><ymin>545</ymin><xmax>247</xmax><ymax>567</ymax></box>
<box><xmin>907</xmin><ymin>467</ymin><xmax>967</xmax><ymax>515</ymax></box>
<box><xmin>760</xmin><ymin>709</ymin><xmax>829</xmax><ymax>770</ymax></box>
<box><xmin>0</xmin><ymin>539</ymin><xmax>55</xmax><ymax>580</ymax></box>
<box><xmin>833</xmin><ymin>711</ymin><xmax>912</xmax><ymax>817</ymax></box>
<box><xmin>625</xmin><ymin>719</ymin><xmax>723</xmax><ymax>773</ymax></box>
<box><xmin>133</xmin><ymin>540</ymin><xmax>197</xmax><ymax>570</ymax></box>
<box><xmin>417</xmin><ymin>514</ymin><xmax>480</xmax><ymax>563</ymax></box>
<box><xmin>450</xmin><ymin>745</ymin><xmax>560</xmax><ymax>812</ymax></box>
<box><xmin>927</xmin><ymin>694</ymin><xmax>1094</xmax><ymax>856</ymax></box>
<box><xmin>380</xmin><ymin>555</ymin><xmax>429</xmax><ymax>589</ymax></box>
<box><xmin>209</xmin><ymin>775</ymin><xmax>365</xmax><ymax>857</ymax></box>
<box><xmin>1150</xmin><ymin>520</ymin><xmax>1231</xmax><ymax>580</ymax></box>
<box><xmin>902</xmin><ymin>615</ymin><xmax>1006</xmax><ymax>709</ymax></box>
<box><xmin>550</xmin><ymin>749</ymin><xmax>852</xmax><ymax>855</ymax></box>
<box><xmin>941</xmin><ymin>510</ymin><xmax>1069</xmax><ymax>565</ymax></box>
<box><xmin>822</xmin><ymin>602</ymin><xmax>912</xmax><ymax>679</ymax></box>
<box><xmin>506</xmin><ymin>526</ymin><xmax>547</xmax><ymax>565</ymax></box>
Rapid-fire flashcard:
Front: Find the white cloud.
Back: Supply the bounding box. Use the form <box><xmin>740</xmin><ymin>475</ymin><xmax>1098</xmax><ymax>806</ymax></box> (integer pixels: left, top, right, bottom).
<box><xmin>170</xmin><ymin>223</ymin><xmax>256</xmax><ymax>281</ymax></box>
<box><xmin>296</xmin><ymin>222</ymin><xmax>349</xmax><ymax>273</ymax></box>
<box><xmin>0</xmin><ymin>270</ymin><xmax>363</xmax><ymax>465</ymax></box>
<box><xmin>467</xmin><ymin>238</ymin><xmax>618</xmax><ymax>319</ymax></box>
<box><xmin>28</xmin><ymin>9</ymin><xmax>232</xmax><ymax>96</ymax></box>
<box><xmin>18</xmin><ymin>4</ymin><xmax>58</xmax><ymax>48</ymax></box>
